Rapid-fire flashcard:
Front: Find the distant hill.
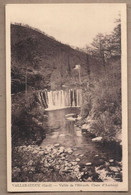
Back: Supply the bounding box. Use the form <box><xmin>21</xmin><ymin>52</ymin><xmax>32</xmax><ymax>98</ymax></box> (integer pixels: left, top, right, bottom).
<box><xmin>11</xmin><ymin>24</ymin><xmax>98</xmax><ymax>93</ymax></box>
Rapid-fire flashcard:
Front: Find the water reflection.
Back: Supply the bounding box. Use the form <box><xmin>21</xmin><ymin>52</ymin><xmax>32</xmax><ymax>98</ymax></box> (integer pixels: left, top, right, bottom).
<box><xmin>41</xmin><ymin>108</ymin><xmax>85</xmax><ymax>148</ymax></box>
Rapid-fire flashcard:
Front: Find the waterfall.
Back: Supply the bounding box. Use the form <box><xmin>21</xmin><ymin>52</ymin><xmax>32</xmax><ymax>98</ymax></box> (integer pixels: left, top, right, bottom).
<box><xmin>39</xmin><ymin>89</ymin><xmax>82</xmax><ymax>110</ymax></box>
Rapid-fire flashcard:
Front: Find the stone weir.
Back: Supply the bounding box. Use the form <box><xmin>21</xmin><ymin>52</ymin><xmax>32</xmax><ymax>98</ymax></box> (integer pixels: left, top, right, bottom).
<box><xmin>38</xmin><ymin>89</ymin><xmax>82</xmax><ymax>110</ymax></box>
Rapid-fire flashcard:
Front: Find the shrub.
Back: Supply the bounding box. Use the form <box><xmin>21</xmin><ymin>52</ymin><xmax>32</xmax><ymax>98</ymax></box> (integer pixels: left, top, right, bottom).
<box><xmin>81</xmin><ymin>59</ymin><xmax>121</xmax><ymax>142</ymax></box>
<box><xmin>12</xmin><ymin>91</ymin><xmax>46</xmax><ymax>146</ymax></box>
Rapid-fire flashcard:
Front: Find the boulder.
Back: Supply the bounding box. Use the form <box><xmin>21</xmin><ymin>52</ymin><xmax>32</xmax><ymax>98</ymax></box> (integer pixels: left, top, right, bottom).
<box><xmin>105</xmin><ymin>161</ymin><xmax>110</xmax><ymax>166</ymax></box>
<box><xmin>81</xmin><ymin>124</ymin><xmax>90</xmax><ymax>130</ymax></box>
<box><xmin>76</xmin><ymin>158</ymin><xmax>80</xmax><ymax>162</ymax></box>
<box><xmin>66</xmin><ymin>117</ymin><xmax>76</xmax><ymax>121</ymax></box>
<box><xmin>94</xmin><ymin>158</ymin><xmax>105</xmax><ymax>166</ymax></box>
<box><xmin>59</xmin><ymin>134</ymin><xmax>65</xmax><ymax>137</ymax></box>
<box><xmin>65</xmin><ymin>148</ymin><xmax>73</xmax><ymax>154</ymax></box>
<box><xmin>95</xmin><ymin>154</ymin><xmax>99</xmax><ymax>157</ymax></box>
<box><xmin>86</xmin><ymin>177</ymin><xmax>92</xmax><ymax>182</ymax></box>
<box><xmin>39</xmin><ymin>151</ymin><xmax>45</xmax><ymax>155</ymax></box>
<box><xmin>65</xmin><ymin>113</ymin><xmax>76</xmax><ymax>117</ymax></box>
<box><xmin>92</xmin><ymin>137</ymin><xmax>103</xmax><ymax>142</ymax></box>
<box><xmin>54</xmin><ymin>143</ymin><xmax>60</xmax><ymax>147</ymax></box>
<box><xmin>76</xmin><ymin>116</ymin><xmax>82</xmax><ymax>121</ymax></box>
<box><xmin>109</xmin><ymin>159</ymin><xmax>114</xmax><ymax>163</ymax></box>
<box><xmin>58</xmin><ymin>146</ymin><xmax>65</xmax><ymax>154</ymax></box>
<box><xmin>71</xmin><ymin>162</ymin><xmax>77</xmax><ymax>166</ymax></box>
<box><xmin>86</xmin><ymin>162</ymin><xmax>92</xmax><ymax>166</ymax></box>
<box><xmin>52</xmin><ymin>148</ymin><xmax>58</xmax><ymax>154</ymax></box>
<box><xmin>109</xmin><ymin>166</ymin><xmax>120</xmax><ymax>172</ymax></box>
<box><xmin>32</xmin><ymin>150</ymin><xmax>38</xmax><ymax>154</ymax></box>
<box><xmin>75</xmin><ymin>153</ymin><xmax>80</xmax><ymax>156</ymax></box>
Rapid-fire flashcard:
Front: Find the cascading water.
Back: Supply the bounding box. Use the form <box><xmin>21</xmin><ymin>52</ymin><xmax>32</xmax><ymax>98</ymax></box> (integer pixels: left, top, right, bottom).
<box><xmin>39</xmin><ymin>89</ymin><xmax>82</xmax><ymax>110</ymax></box>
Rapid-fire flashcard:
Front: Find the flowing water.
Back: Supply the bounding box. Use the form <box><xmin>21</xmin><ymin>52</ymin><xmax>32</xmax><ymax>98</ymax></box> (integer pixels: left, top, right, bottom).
<box><xmin>39</xmin><ymin>90</ymin><xmax>122</xmax><ymax>182</ymax></box>
<box><xmin>39</xmin><ymin>88</ymin><xmax>82</xmax><ymax>110</ymax></box>
<box><xmin>41</xmin><ymin>107</ymin><xmax>121</xmax><ymax>161</ymax></box>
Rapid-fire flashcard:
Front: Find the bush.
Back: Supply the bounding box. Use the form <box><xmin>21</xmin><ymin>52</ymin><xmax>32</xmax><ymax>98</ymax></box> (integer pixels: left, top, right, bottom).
<box><xmin>12</xmin><ymin>91</ymin><xmax>46</xmax><ymax>146</ymax></box>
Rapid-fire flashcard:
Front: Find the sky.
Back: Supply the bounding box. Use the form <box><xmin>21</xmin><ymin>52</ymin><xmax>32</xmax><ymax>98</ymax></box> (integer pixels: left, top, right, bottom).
<box><xmin>6</xmin><ymin>4</ymin><xmax>122</xmax><ymax>48</ymax></box>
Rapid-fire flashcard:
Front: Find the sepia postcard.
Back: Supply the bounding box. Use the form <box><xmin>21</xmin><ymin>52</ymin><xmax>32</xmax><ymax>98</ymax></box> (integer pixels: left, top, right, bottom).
<box><xmin>6</xmin><ymin>3</ymin><xmax>128</xmax><ymax>192</ymax></box>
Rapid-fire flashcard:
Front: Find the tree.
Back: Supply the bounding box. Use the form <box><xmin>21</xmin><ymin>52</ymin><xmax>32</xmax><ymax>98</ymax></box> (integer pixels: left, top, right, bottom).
<box><xmin>86</xmin><ymin>53</ymin><xmax>90</xmax><ymax>77</ymax></box>
<box><xmin>50</xmin><ymin>69</ymin><xmax>62</xmax><ymax>90</ymax></box>
<box><xmin>91</xmin><ymin>33</ymin><xmax>106</xmax><ymax>67</ymax></box>
<box><xmin>67</xmin><ymin>53</ymin><xmax>71</xmax><ymax>76</ymax></box>
<box><xmin>111</xmin><ymin>19</ymin><xmax>121</xmax><ymax>57</ymax></box>
<box><xmin>85</xmin><ymin>17</ymin><xmax>121</xmax><ymax>66</ymax></box>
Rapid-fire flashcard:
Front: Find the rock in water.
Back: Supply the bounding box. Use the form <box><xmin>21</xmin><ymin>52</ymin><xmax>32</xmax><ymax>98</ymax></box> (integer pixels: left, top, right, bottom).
<box><xmin>92</xmin><ymin>137</ymin><xmax>103</xmax><ymax>142</ymax></box>
<box><xmin>109</xmin><ymin>159</ymin><xmax>114</xmax><ymax>163</ymax></box>
<box><xmin>95</xmin><ymin>154</ymin><xmax>99</xmax><ymax>157</ymax></box>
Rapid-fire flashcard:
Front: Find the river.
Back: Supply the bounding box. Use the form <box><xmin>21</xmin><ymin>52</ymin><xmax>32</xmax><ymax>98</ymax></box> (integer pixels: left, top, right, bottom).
<box><xmin>39</xmin><ymin>107</ymin><xmax>122</xmax><ymax>182</ymax></box>
<box><xmin>12</xmin><ymin>107</ymin><xmax>122</xmax><ymax>182</ymax></box>
<box><xmin>41</xmin><ymin>107</ymin><xmax>86</xmax><ymax>148</ymax></box>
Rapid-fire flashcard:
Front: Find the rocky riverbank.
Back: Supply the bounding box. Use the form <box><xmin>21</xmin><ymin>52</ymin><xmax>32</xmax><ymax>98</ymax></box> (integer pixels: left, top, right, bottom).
<box><xmin>12</xmin><ymin>143</ymin><xmax>122</xmax><ymax>182</ymax></box>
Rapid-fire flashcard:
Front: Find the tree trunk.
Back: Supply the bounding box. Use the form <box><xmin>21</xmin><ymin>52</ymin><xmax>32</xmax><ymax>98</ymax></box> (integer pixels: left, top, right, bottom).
<box><xmin>67</xmin><ymin>54</ymin><xmax>71</xmax><ymax>76</ymax></box>
<box><xmin>86</xmin><ymin>54</ymin><xmax>90</xmax><ymax>77</ymax></box>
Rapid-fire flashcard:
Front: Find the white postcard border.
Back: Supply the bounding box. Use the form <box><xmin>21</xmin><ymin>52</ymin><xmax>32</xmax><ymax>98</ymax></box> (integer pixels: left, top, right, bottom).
<box><xmin>6</xmin><ymin>3</ymin><xmax>128</xmax><ymax>192</ymax></box>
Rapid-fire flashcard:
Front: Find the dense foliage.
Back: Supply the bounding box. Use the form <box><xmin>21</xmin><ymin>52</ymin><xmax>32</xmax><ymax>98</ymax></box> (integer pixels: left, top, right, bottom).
<box><xmin>80</xmin><ymin>19</ymin><xmax>121</xmax><ymax>142</ymax></box>
<box><xmin>12</xmin><ymin>91</ymin><xmax>46</xmax><ymax>146</ymax></box>
<box><xmin>81</xmin><ymin>59</ymin><xmax>121</xmax><ymax>142</ymax></box>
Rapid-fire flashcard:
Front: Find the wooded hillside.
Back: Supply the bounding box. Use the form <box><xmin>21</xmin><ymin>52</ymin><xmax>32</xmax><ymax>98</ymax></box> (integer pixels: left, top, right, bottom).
<box><xmin>11</xmin><ymin>24</ymin><xmax>96</xmax><ymax>93</ymax></box>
